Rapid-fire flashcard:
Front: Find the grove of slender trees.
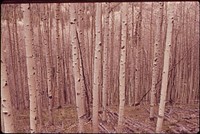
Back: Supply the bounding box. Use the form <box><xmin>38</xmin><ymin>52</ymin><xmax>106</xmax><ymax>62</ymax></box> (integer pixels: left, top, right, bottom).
<box><xmin>1</xmin><ymin>2</ymin><xmax>199</xmax><ymax>133</ymax></box>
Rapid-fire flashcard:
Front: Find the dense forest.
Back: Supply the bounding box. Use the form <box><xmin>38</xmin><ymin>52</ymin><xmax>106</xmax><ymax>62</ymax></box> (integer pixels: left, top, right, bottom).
<box><xmin>1</xmin><ymin>2</ymin><xmax>199</xmax><ymax>133</ymax></box>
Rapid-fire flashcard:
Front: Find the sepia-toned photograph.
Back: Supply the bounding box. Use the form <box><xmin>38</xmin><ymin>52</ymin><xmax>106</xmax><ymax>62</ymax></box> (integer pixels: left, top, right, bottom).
<box><xmin>1</xmin><ymin>1</ymin><xmax>199</xmax><ymax>133</ymax></box>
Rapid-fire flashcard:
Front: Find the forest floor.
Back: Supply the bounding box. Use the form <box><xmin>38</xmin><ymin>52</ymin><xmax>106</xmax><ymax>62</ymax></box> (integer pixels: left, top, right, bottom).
<box><xmin>15</xmin><ymin>103</ymin><xmax>199</xmax><ymax>133</ymax></box>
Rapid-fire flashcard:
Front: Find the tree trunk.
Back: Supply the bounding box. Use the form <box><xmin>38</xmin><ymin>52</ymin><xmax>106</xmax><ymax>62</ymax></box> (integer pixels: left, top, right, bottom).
<box><xmin>117</xmin><ymin>3</ymin><xmax>128</xmax><ymax>133</ymax></box>
<box><xmin>102</xmin><ymin>3</ymin><xmax>109</xmax><ymax>122</ymax></box>
<box><xmin>92</xmin><ymin>3</ymin><xmax>102</xmax><ymax>133</ymax></box>
<box><xmin>77</xmin><ymin>4</ymin><xmax>90</xmax><ymax>117</ymax></box>
<box><xmin>35</xmin><ymin>11</ymin><xmax>44</xmax><ymax>130</ymax></box>
<box><xmin>156</xmin><ymin>2</ymin><xmax>174</xmax><ymax>133</ymax></box>
<box><xmin>55</xmin><ymin>3</ymin><xmax>62</xmax><ymax>108</ymax></box>
<box><xmin>44</xmin><ymin>4</ymin><xmax>54</xmax><ymax>125</ymax></box>
<box><xmin>1</xmin><ymin>107</ymin><xmax>5</xmax><ymax>132</ymax></box>
<box><xmin>134</xmin><ymin>3</ymin><xmax>142</xmax><ymax>105</ymax></box>
<box><xmin>22</xmin><ymin>4</ymin><xmax>37</xmax><ymax>133</ymax></box>
<box><xmin>69</xmin><ymin>3</ymin><xmax>85</xmax><ymax>133</ymax></box>
<box><xmin>13</xmin><ymin>6</ymin><xmax>25</xmax><ymax>109</ymax></box>
<box><xmin>150</xmin><ymin>2</ymin><xmax>164</xmax><ymax>120</ymax></box>
<box><xmin>1</xmin><ymin>44</ymin><xmax>15</xmax><ymax>133</ymax></box>
<box><xmin>6</xmin><ymin>15</ymin><xmax>19</xmax><ymax>110</ymax></box>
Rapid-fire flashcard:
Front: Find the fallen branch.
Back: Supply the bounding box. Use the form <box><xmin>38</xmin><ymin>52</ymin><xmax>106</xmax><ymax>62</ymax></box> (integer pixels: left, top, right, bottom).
<box><xmin>124</xmin><ymin>116</ymin><xmax>154</xmax><ymax>133</ymax></box>
<box><xmin>165</xmin><ymin>114</ymin><xmax>190</xmax><ymax>133</ymax></box>
<box><xmin>106</xmin><ymin>108</ymin><xmax>154</xmax><ymax>133</ymax></box>
<box><xmin>99</xmin><ymin>123</ymin><xmax>110</xmax><ymax>133</ymax></box>
<box><xmin>123</xmin><ymin>123</ymin><xmax>135</xmax><ymax>133</ymax></box>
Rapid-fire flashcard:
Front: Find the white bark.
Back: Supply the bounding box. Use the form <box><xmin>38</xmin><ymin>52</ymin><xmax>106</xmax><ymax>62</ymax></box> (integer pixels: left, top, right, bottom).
<box><xmin>77</xmin><ymin>4</ymin><xmax>87</xmax><ymax>116</ymax></box>
<box><xmin>1</xmin><ymin>45</ymin><xmax>15</xmax><ymax>133</ymax></box>
<box><xmin>42</xmin><ymin>6</ymin><xmax>53</xmax><ymax>124</ymax></box>
<box><xmin>117</xmin><ymin>3</ymin><xmax>128</xmax><ymax>133</ymax></box>
<box><xmin>156</xmin><ymin>2</ymin><xmax>174</xmax><ymax>133</ymax></box>
<box><xmin>150</xmin><ymin>2</ymin><xmax>163</xmax><ymax>120</ymax></box>
<box><xmin>134</xmin><ymin>4</ymin><xmax>142</xmax><ymax>105</ymax></box>
<box><xmin>69</xmin><ymin>3</ymin><xmax>84</xmax><ymax>133</ymax></box>
<box><xmin>92</xmin><ymin>3</ymin><xmax>102</xmax><ymax>133</ymax></box>
<box><xmin>102</xmin><ymin>3</ymin><xmax>109</xmax><ymax>122</ymax></box>
<box><xmin>1</xmin><ymin>107</ymin><xmax>5</xmax><ymax>132</ymax></box>
<box><xmin>22</xmin><ymin>4</ymin><xmax>37</xmax><ymax>133</ymax></box>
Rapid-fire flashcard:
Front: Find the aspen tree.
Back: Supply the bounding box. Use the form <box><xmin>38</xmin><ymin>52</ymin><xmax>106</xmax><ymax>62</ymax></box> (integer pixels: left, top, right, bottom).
<box><xmin>89</xmin><ymin>5</ymin><xmax>95</xmax><ymax>103</ymax></box>
<box><xmin>108</xmin><ymin>9</ymin><xmax>114</xmax><ymax>106</ymax></box>
<box><xmin>14</xmin><ymin>6</ymin><xmax>27</xmax><ymax>109</ymax></box>
<box><xmin>6</xmin><ymin>10</ymin><xmax>19</xmax><ymax>109</ymax></box>
<box><xmin>138</xmin><ymin>3</ymin><xmax>143</xmax><ymax>104</ymax></box>
<box><xmin>156</xmin><ymin>3</ymin><xmax>167</xmax><ymax>103</ymax></box>
<box><xmin>1</xmin><ymin>108</ymin><xmax>5</xmax><ymax>132</ymax></box>
<box><xmin>49</xmin><ymin>5</ymin><xmax>56</xmax><ymax>108</ymax></box>
<box><xmin>1</xmin><ymin>22</ymin><xmax>6</xmax><ymax>132</ymax></box>
<box><xmin>55</xmin><ymin>3</ymin><xmax>62</xmax><ymax>107</ymax></box>
<box><xmin>134</xmin><ymin>3</ymin><xmax>142</xmax><ymax>105</ymax></box>
<box><xmin>60</xmin><ymin>4</ymin><xmax>67</xmax><ymax>106</ymax></box>
<box><xmin>9</xmin><ymin>12</ymin><xmax>21</xmax><ymax>109</ymax></box>
<box><xmin>44</xmin><ymin>4</ymin><xmax>54</xmax><ymax>124</ymax></box>
<box><xmin>18</xmin><ymin>20</ymin><xmax>30</xmax><ymax>109</ymax></box>
<box><xmin>131</xmin><ymin>3</ymin><xmax>135</xmax><ymax>105</ymax></box>
<box><xmin>180</xmin><ymin>4</ymin><xmax>189</xmax><ymax>104</ymax></box>
<box><xmin>188</xmin><ymin>11</ymin><xmax>194</xmax><ymax>103</ymax></box>
<box><xmin>67</xmin><ymin>3</ymin><xmax>77</xmax><ymax>105</ymax></box>
<box><xmin>57</xmin><ymin>4</ymin><xmax>65</xmax><ymax>106</ymax></box>
<box><xmin>12</xmin><ymin>6</ymin><xmax>25</xmax><ymax>109</ymax></box>
<box><xmin>1</xmin><ymin>45</ymin><xmax>15</xmax><ymax>133</ymax></box>
<box><xmin>49</xmin><ymin>4</ymin><xmax>58</xmax><ymax>108</ymax></box>
<box><xmin>102</xmin><ymin>3</ymin><xmax>109</xmax><ymax>122</ymax></box>
<box><xmin>150</xmin><ymin>2</ymin><xmax>164</xmax><ymax>120</ymax></box>
<box><xmin>82</xmin><ymin>6</ymin><xmax>91</xmax><ymax>118</ymax></box>
<box><xmin>65</xmin><ymin>4</ymin><xmax>75</xmax><ymax>105</ymax></box>
<box><xmin>156</xmin><ymin>2</ymin><xmax>174</xmax><ymax>133</ymax></box>
<box><xmin>84</xmin><ymin>4</ymin><xmax>92</xmax><ymax>107</ymax></box>
<box><xmin>147</xmin><ymin>3</ymin><xmax>154</xmax><ymax>104</ymax></box>
<box><xmin>35</xmin><ymin>18</ymin><xmax>42</xmax><ymax>131</ymax></box>
<box><xmin>77</xmin><ymin>4</ymin><xmax>89</xmax><ymax>117</ymax></box>
<box><xmin>127</xmin><ymin>4</ymin><xmax>133</xmax><ymax>106</ymax></box>
<box><xmin>92</xmin><ymin>3</ymin><xmax>102</xmax><ymax>133</ymax></box>
<box><xmin>178</xmin><ymin>2</ymin><xmax>185</xmax><ymax>104</ymax></box>
<box><xmin>69</xmin><ymin>3</ymin><xmax>84</xmax><ymax>133</ymax></box>
<box><xmin>22</xmin><ymin>4</ymin><xmax>37</xmax><ymax>133</ymax></box>
<box><xmin>117</xmin><ymin>3</ymin><xmax>128</xmax><ymax>133</ymax></box>
<box><xmin>189</xmin><ymin>3</ymin><xmax>199</xmax><ymax>103</ymax></box>
<box><xmin>112</xmin><ymin>11</ymin><xmax>121</xmax><ymax>106</ymax></box>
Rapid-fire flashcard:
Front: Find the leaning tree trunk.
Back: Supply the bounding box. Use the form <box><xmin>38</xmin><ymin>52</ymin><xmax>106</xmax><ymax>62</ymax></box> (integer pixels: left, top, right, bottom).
<box><xmin>150</xmin><ymin>2</ymin><xmax>164</xmax><ymax>120</ymax></box>
<box><xmin>117</xmin><ymin>3</ymin><xmax>128</xmax><ymax>133</ymax></box>
<box><xmin>22</xmin><ymin>4</ymin><xmax>37</xmax><ymax>133</ymax></box>
<box><xmin>1</xmin><ymin>41</ymin><xmax>15</xmax><ymax>133</ymax></box>
<box><xmin>69</xmin><ymin>3</ymin><xmax>85</xmax><ymax>133</ymax></box>
<box><xmin>92</xmin><ymin>3</ymin><xmax>102</xmax><ymax>133</ymax></box>
<box><xmin>156</xmin><ymin>2</ymin><xmax>174</xmax><ymax>133</ymax></box>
